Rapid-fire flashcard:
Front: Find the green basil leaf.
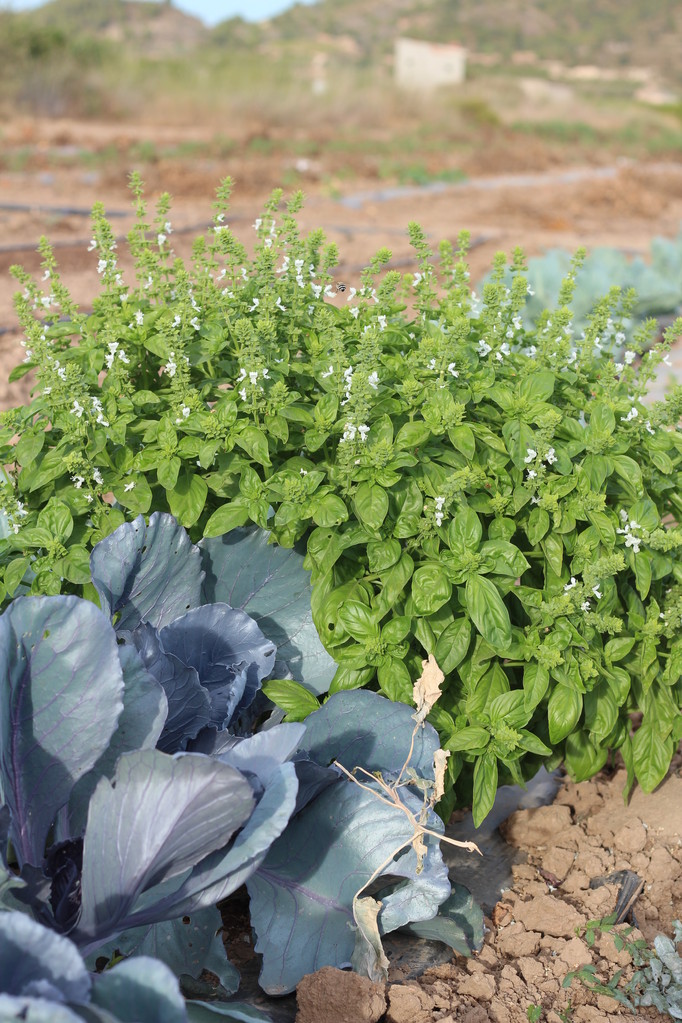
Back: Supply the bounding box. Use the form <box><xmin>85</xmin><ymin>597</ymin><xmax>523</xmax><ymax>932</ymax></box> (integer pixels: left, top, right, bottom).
<box><xmin>353</xmin><ymin>483</ymin><xmax>389</xmax><ymax>530</ymax></box>
<box><xmin>15</xmin><ymin>431</ymin><xmax>45</xmax><ymax>467</ymax></box>
<box><xmin>381</xmin><ymin>616</ymin><xmax>412</xmax><ymax>645</ymax></box>
<box><xmin>311</xmin><ymin>493</ymin><xmax>349</xmax><ymax>527</ymax></box>
<box><xmin>239</xmin><ymin>465</ymin><xmax>263</xmax><ymax>501</ymax></box>
<box><xmin>4</xmin><ymin>556</ymin><xmax>30</xmax><ymax>596</ymax></box>
<box><xmin>411</xmin><ymin>563</ymin><xmax>452</xmax><ymax>616</ymax></box>
<box><xmin>376</xmin><ymin>552</ymin><xmax>414</xmax><ymax>610</ymax></box>
<box><xmin>634</xmin><ymin>551</ymin><xmax>652</xmax><ymax>600</ymax></box>
<box><xmin>448</xmin><ymin>507</ymin><xmax>482</xmax><ymax>552</ymax></box>
<box><xmin>37</xmin><ymin>498</ymin><xmax>73</xmax><ymax>543</ymax></box>
<box><xmin>448</xmin><ymin>424</ymin><xmax>476</xmax><ymax>460</ymax></box>
<box><xmin>564</xmin><ymin>731</ymin><xmax>608</xmax><ymax>782</ymax></box>
<box><xmin>395</xmin><ymin>421</ymin><xmax>431</xmax><ymax>449</ymax></box>
<box><xmin>445</xmin><ymin>727</ymin><xmax>490</xmax><ymax>752</ymax></box>
<box><xmin>525</xmin><ymin>508</ymin><xmax>550</xmax><ymax>545</ymax></box>
<box><xmin>518</xmin><ymin>370</ymin><xmax>555</xmax><ymax>403</ymax></box>
<box><xmin>540</xmin><ymin>534</ymin><xmax>563</xmax><ymax>578</ymax></box>
<box><xmin>377</xmin><ymin>657</ymin><xmax>413</xmax><ymax>703</ymax></box>
<box><xmin>262</xmin><ymin>678</ymin><xmax>320</xmax><ymax>722</ymax></box>
<box><xmin>488</xmin><ymin>517</ymin><xmax>516</xmax><ymax>542</ymax></box>
<box><xmin>502</xmin><ymin>419</ymin><xmax>536</xmax><ymax>470</ymax></box>
<box><xmin>489</xmin><ymin>690</ymin><xmax>528</xmax><ymax>728</ymax></box>
<box><xmin>329</xmin><ymin>665</ymin><xmax>375</xmax><ymax>695</ymax></box>
<box><xmin>235</xmin><ymin>425</ymin><xmax>271</xmax><ymax>466</ymax></box>
<box><xmin>547</xmin><ymin>683</ymin><xmax>583</xmax><ymax>744</ymax></box>
<box><xmin>157</xmin><ymin>456</ymin><xmax>181</xmax><ymax>491</ymax></box>
<box><xmin>337</xmin><ymin>600</ymin><xmax>379</xmax><ymax>643</ymax></box>
<box><xmin>367</xmin><ymin>539</ymin><xmax>402</xmax><ymax>573</ymax></box>
<box><xmin>604</xmin><ymin>636</ymin><xmax>636</xmax><ymax>664</ymax></box>
<box><xmin>203</xmin><ymin>501</ymin><xmax>250</xmax><ymax>537</ymax></box>
<box><xmin>584</xmin><ymin>683</ymin><xmax>618</xmax><ymax>740</ymax></box>
<box><xmin>166</xmin><ymin>471</ymin><xmax>208</xmax><ymax>527</ymax></box>
<box><xmin>466</xmin><ymin>663</ymin><xmax>510</xmax><ymax>720</ymax></box>
<box><xmin>523</xmin><ymin>663</ymin><xmax>550</xmax><ymax>712</ymax></box>
<box><xmin>465</xmin><ymin>574</ymin><xmax>512</xmax><ymax>651</ymax></box>
<box><xmin>60</xmin><ymin>545</ymin><xmax>92</xmax><ymax>584</ymax></box>
<box><xmin>472</xmin><ymin>750</ymin><xmax>498</xmax><ymax>827</ymax></box>
<box><xmin>480</xmin><ymin>539</ymin><xmax>530</xmax><ymax>578</ymax></box>
<box><xmin>588</xmin><ymin>402</ymin><xmax>615</xmax><ymax>436</ymax></box>
<box><xmin>516</xmin><ymin>729</ymin><xmax>552</xmax><ymax>756</ymax></box>
<box><xmin>632</xmin><ymin>717</ymin><xmax>673</xmax><ymax>793</ymax></box>
<box><xmin>586</xmin><ymin>510</ymin><xmax>616</xmax><ymax>546</ymax></box>
<box><xmin>434</xmin><ymin>618</ymin><xmax>472</xmax><ymax>674</ymax></box>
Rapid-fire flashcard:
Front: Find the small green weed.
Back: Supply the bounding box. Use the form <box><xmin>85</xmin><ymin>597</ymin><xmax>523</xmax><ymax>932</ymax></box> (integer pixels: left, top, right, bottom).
<box><xmin>566</xmin><ymin>915</ymin><xmax>682</xmax><ymax>1018</ymax></box>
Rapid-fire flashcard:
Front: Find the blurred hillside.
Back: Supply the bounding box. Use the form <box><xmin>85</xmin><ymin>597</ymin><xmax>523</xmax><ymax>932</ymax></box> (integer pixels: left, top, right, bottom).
<box><xmin>5</xmin><ymin>0</ymin><xmax>681</xmax><ymax>77</ymax></box>
<box><xmin>0</xmin><ymin>0</ymin><xmax>680</xmax><ymax>197</ymax></box>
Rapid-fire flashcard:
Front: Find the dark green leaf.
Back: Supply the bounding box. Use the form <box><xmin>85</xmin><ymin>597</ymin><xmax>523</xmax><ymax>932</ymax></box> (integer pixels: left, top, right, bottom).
<box><xmin>353</xmin><ymin>483</ymin><xmax>389</xmax><ymax>530</ymax></box>
<box><xmin>203</xmin><ymin>502</ymin><xmax>250</xmax><ymax>537</ymax></box>
<box><xmin>236</xmin><ymin>425</ymin><xmax>271</xmax><ymax>466</ymax></box>
<box><xmin>377</xmin><ymin>657</ymin><xmax>413</xmax><ymax>703</ymax></box>
<box><xmin>445</xmin><ymin>727</ymin><xmax>489</xmax><ymax>752</ymax></box>
<box><xmin>465</xmin><ymin>574</ymin><xmax>512</xmax><ymax>651</ymax></box>
<box><xmin>367</xmin><ymin>539</ymin><xmax>402</xmax><ymax>573</ymax></box>
<box><xmin>525</xmin><ymin>508</ymin><xmax>550</xmax><ymax>545</ymax></box>
<box><xmin>472</xmin><ymin>750</ymin><xmax>498</xmax><ymax>827</ymax></box>
<box><xmin>632</xmin><ymin>717</ymin><xmax>673</xmax><ymax>792</ymax></box>
<box><xmin>434</xmin><ymin>618</ymin><xmax>472</xmax><ymax>674</ymax></box>
<box><xmin>337</xmin><ymin>601</ymin><xmax>379</xmax><ymax>643</ymax></box>
<box><xmin>395</xmin><ymin>421</ymin><xmax>431</xmax><ymax>449</ymax></box>
<box><xmin>411</xmin><ymin>564</ymin><xmax>452</xmax><ymax>616</ymax></box>
<box><xmin>311</xmin><ymin>493</ymin><xmax>349</xmax><ymax>527</ymax></box>
<box><xmin>523</xmin><ymin>663</ymin><xmax>550</xmax><ymax>712</ymax></box>
<box><xmin>158</xmin><ymin>456</ymin><xmax>181</xmax><ymax>491</ymax></box>
<box><xmin>37</xmin><ymin>498</ymin><xmax>73</xmax><ymax>543</ymax></box>
<box><xmin>167</xmin><ymin>471</ymin><xmax>208</xmax><ymax>528</ymax></box>
<box><xmin>448</xmin><ymin>507</ymin><xmax>482</xmax><ymax>552</ymax></box>
<box><xmin>547</xmin><ymin>684</ymin><xmax>583</xmax><ymax>744</ymax></box>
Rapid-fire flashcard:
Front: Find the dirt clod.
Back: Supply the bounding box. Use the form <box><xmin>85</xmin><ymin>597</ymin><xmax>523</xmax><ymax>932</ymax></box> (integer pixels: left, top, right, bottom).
<box><xmin>295</xmin><ymin>967</ymin><xmax>386</xmax><ymax>1023</ymax></box>
<box><xmin>513</xmin><ymin>893</ymin><xmax>586</xmax><ymax>937</ymax></box>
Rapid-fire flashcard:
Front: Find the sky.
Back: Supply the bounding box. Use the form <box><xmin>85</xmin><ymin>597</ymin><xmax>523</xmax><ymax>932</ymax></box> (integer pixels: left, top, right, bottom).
<box><xmin>0</xmin><ymin>0</ymin><xmax>319</xmax><ymax>24</ymax></box>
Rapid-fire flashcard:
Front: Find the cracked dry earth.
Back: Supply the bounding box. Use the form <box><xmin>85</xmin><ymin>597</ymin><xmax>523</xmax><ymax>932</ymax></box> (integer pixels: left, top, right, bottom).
<box><xmin>293</xmin><ymin>750</ymin><xmax>682</xmax><ymax>1023</ymax></box>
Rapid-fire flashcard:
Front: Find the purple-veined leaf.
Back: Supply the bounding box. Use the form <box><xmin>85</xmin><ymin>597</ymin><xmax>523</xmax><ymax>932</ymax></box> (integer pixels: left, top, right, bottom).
<box><xmin>67</xmin><ymin>642</ymin><xmax>168</xmax><ymax>834</ymax></box>
<box><xmin>0</xmin><ymin>596</ymin><xmax>124</xmax><ymax>867</ymax></box>
<box><xmin>91</xmin><ymin>955</ymin><xmax>187</xmax><ymax>1023</ymax></box>
<box><xmin>0</xmin><ymin>911</ymin><xmax>91</xmax><ymax>1002</ymax></box>
<box><xmin>137</xmin><ymin>755</ymin><xmax>300</xmax><ymax>923</ymax></box>
<box><xmin>76</xmin><ymin>749</ymin><xmax>255</xmax><ymax>948</ymax></box>
<box><xmin>127</xmin><ymin>622</ymin><xmax>211</xmax><ymax>753</ymax></box>
<box><xmin>200</xmin><ymin>527</ymin><xmax>336</xmax><ymax>696</ymax></box>
<box><xmin>159</xmin><ymin>604</ymin><xmax>275</xmax><ymax>727</ymax></box>
<box><xmin>90</xmin><ymin>512</ymin><xmax>204</xmax><ymax>631</ymax></box>
<box><xmin>247</xmin><ymin>692</ymin><xmax>450</xmax><ymax>994</ymax></box>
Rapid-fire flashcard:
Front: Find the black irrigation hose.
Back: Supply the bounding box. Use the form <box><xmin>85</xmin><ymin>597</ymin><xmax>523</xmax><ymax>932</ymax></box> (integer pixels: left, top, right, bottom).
<box><xmin>0</xmin><ymin>202</ymin><xmax>129</xmax><ymax>218</ymax></box>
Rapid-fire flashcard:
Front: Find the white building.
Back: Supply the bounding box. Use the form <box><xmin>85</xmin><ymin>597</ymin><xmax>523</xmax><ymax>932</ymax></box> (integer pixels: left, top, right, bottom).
<box><xmin>395</xmin><ymin>37</ymin><xmax>467</xmax><ymax>91</ymax></box>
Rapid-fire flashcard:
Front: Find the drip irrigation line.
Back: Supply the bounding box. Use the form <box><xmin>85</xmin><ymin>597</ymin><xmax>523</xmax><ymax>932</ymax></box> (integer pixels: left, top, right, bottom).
<box><xmin>0</xmin><ymin>201</ymin><xmax>129</xmax><ymax>218</ymax></box>
<box><xmin>0</xmin><ymin>218</ymin><xmax>241</xmax><ymax>256</ymax></box>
